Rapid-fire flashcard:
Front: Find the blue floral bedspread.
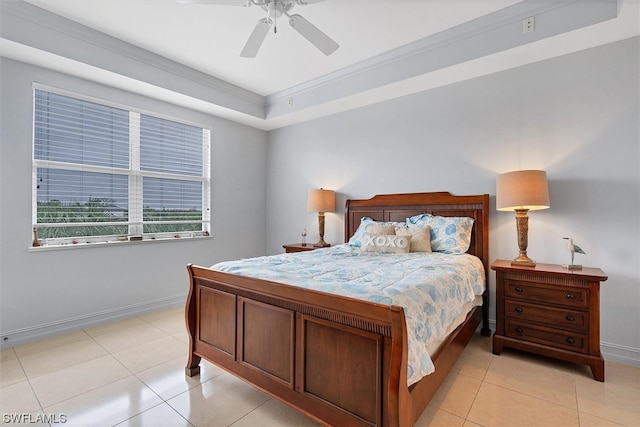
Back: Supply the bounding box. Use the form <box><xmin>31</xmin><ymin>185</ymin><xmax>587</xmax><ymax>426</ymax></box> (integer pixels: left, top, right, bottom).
<box><xmin>212</xmin><ymin>244</ymin><xmax>485</xmax><ymax>385</ymax></box>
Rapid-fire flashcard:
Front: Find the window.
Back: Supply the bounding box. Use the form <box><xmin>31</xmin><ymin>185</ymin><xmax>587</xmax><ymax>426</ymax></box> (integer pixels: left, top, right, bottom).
<box><xmin>32</xmin><ymin>87</ymin><xmax>211</xmax><ymax>247</ymax></box>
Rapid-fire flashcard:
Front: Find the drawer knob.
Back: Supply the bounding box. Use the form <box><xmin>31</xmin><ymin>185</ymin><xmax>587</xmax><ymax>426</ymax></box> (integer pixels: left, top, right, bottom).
<box><xmin>566</xmin><ymin>337</ymin><xmax>576</xmax><ymax>345</ymax></box>
<box><xmin>515</xmin><ymin>306</ymin><xmax>523</xmax><ymax>313</ymax></box>
<box><xmin>565</xmin><ymin>293</ymin><xmax>575</xmax><ymax>300</ymax></box>
<box><xmin>515</xmin><ymin>286</ymin><xmax>523</xmax><ymax>293</ymax></box>
<box><xmin>566</xmin><ymin>315</ymin><xmax>575</xmax><ymax>322</ymax></box>
<box><xmin>515</xmin><ymin>327</ymin><xmax>524</xmax><ymax>334</ymax></box>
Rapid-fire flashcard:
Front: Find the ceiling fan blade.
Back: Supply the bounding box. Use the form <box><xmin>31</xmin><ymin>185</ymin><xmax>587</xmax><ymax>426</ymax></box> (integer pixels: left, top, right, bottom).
<box><xmin>240</xmin><ymin>18</ymin><xmax>272</xmax><ymax>58</ymax></box>
<box><xmin>176</xmin><ymin>0</ymin><xmax>251</xmax><ymax>5</ymax></box>
<box><xmin>288</xmin><ymin>14</ymin><xmax>338</xmax><ymax>56</ymax></box>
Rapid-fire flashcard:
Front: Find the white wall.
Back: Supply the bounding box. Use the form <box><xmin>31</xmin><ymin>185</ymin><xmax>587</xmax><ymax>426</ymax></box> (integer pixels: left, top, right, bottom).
<box><xmin>0</xmin><ymin>58</ymin><xmax>268</xmax><ymax>345</ymax></box>
<box><xmin>266</xmin><ymin>37</ymin><xmax>640</xmax><ymax>366</ymax></box>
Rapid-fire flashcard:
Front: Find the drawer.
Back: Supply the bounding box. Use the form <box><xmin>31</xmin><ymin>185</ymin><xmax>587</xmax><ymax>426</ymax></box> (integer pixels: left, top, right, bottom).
<box><xmin>505</xmin><ymin>319</ymin><xmax>589</xmax><ymax>354</ymax></box>
<box><xmin>505</xmin><ymin>279</ymin><xmax>588</xmax><ymax>309</ymax></box>
<box><xmin>504</xmin><ymin>299</ymin><xmax>588</xmax><ymax>332</ymax></box>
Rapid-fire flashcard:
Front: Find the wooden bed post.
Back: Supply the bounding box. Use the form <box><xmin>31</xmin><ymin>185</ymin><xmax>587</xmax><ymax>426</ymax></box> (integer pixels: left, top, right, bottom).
<box><xmin>389</xmin><ymin>307</ymin><xmax>413</xmax><ymax>427</ymax></box>
<box><xmin>185</xmin><ymin>264</ymin><xmax>201</xmax><ymax>377</ymax></box>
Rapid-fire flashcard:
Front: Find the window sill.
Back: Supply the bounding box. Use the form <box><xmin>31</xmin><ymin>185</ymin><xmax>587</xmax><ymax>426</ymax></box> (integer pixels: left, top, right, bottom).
<box><xmin>28</xmin><ymin>234</ymin><xmax>212</xmax><ymax>252</ymax></box>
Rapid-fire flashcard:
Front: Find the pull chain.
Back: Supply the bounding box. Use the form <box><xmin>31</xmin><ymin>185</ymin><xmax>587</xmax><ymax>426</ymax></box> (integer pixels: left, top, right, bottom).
<box><xmin>273</xmin><ymin>1</ymin><xmax>277</xmax><ymax>33</ymax></box>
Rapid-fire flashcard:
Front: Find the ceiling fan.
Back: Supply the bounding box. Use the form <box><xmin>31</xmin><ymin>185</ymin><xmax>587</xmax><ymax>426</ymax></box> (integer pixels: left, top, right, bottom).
<box><xmin>177</xmin><ymin>0</ymin><xmax>339</xmax><ymax>58</ymax></box>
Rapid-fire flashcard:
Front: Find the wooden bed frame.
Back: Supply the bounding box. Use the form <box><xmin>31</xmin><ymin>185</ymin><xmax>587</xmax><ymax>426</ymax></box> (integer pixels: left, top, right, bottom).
<box><xmin>185</xmin><ymin>192</ymin><xmax>490</xmax><ymax>426</ymax></box>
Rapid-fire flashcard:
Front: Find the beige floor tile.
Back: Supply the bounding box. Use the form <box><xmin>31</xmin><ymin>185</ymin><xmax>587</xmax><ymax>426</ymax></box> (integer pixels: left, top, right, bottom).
<box><xmin>114</xmin><ymin>402</ymin><xmax>193</xmax><ymax>427</ymax></box>
<box><xmin>44</xmin><ymin>376</ymin><xmax>163</xmax><ymax>427</ymax></box>
<box><xmin>575</xmin><ymin>362</ymin><xmax>640</xmax><ymax>426</ymax></box>
<box><xmin>467</xmin><ymin>382</ymin><xmax>580</xmax><ymax>427</ymax></box>
<box><xmin>135</xmin><ymin>356</ymin><xmax>224</xmax><ymax>401</ymax></box>
<box><xmin>30</xmin><ymin>355</ymin><xmax>130</xmax><ymax>408</ymax></box>
<box><xmin>453</xmin><ymin>333</ymin><xmax>494</xmax><ymax>381</ymax></box>
<box><xmin>167</xmin><ymin>372</ymin><xmax>270</xmax><ymax>427</ymax></box>
<box><xmin>91</xmin><ymin>323</ymin><xmax>168</xmax><ymax>354</ymax></box>
<box><xmin>229</xmin><ymin>398</ymin><xmax>321</xmax><ymax>427</ymax></box>
<box><xmin>0</xmin><ymin>381</ymin><xmax>41</xmax><ymax>414</ymax></box>
<box><xmin>578</xmin><ymin>412</ymin><xmax>627</xmax><ymax>427</ymax></box>
<box><xmin>0</xmin><ymin>348</ymin><xmax>17</xmax><ymax>362</ymax></box>
<box><xmin>172</xmin><ymin>330</ymin><xmax>190</xmax><ymax>344</ymax></box>
<box><xmin>145</xmin><ymin>315</ymin><xmax>187</xmax><ymax>336</ymax></box>
<box><xmin>112</xmin><ymin>336</ymin><xmax>185</xmax><ymax>373</ymax></box>
<box><xmin>18</xmin><ymin>338</ymin><xmax>108</xmax><ymax>379</ymax></box>
<box><xmin>84</xmin><ymin>317</ymin><xmax>148</xmax><ymax>338</ymax></box>
<box><xmin>428</xmin><ymin>370</ymin><xmax>482</xmax><ymax>418</ymax></box>
<box><xmin>484</xmin><ymin>349</ymin><xmax>579</xmax><ymax>409</ymax></box>
<box><xmin>12</xmin><ymin>331</ymin><xmax>92</xmax><ymax>358</ymax></box>
<box><xmin>3</xmin><ymin>309</ymin><xmax>637</xmax><ymax>427</ymax></box>
<box><xmin>414</xmin><ymin>407</ymin><xmax>466</xmax><ymax>427</ymax></box>
<box><xmin>138</xmin><ymin>306</ymin><xmax>183</xmax><ymax>324</ymax></box>
<box><xmin>0</xmin><ymin>358</ymin><xmax>26</xmax><ymax>388</ymax></box>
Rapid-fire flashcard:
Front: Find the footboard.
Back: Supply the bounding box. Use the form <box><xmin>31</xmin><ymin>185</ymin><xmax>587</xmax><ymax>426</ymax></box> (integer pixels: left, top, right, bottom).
<box><xmin>185</xmin><ymin>264</ymin><xmax>412</xmax><ymax>427</ymax></box>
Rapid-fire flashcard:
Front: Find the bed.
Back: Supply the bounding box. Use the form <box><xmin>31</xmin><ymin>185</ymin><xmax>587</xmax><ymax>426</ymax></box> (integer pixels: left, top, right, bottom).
<box><xmin>185</xmin><ymin>192</ymin><xmax>490</xmax><ymax>426</ymax></box>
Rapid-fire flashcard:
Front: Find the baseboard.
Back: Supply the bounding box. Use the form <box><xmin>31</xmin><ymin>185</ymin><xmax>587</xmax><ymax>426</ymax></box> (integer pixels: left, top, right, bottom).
<box><xmin>0</xmin><ymin>294</ymin><xmax>187</xmax><ymax>349</ymax></box>
<box><xmin>601</xmin><ymin>341</ymin><xmax>640</xmax><ymax>367</ymax></box>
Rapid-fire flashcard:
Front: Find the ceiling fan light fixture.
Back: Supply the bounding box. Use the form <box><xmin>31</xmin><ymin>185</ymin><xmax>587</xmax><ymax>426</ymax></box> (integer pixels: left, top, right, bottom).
<box><xmin>178</xmin><ymin>0</ymin><xmax>337</xmax><ymax>57</ymax></box>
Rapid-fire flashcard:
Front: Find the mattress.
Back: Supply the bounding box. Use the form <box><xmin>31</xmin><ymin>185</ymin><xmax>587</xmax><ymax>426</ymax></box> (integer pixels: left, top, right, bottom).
<box><xmin>212</xmin><ymin>243</ymin><xmax>486</xmax><ymax>385</ymax></box>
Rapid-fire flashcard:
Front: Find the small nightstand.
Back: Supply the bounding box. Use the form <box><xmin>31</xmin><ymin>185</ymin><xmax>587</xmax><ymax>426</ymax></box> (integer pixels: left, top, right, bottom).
<box><xmin>492</xmin><ymin>260</ymin><xmax>608</xmax><ymax>381</ymax></box>
<box><xmin>282</xmin><ymin>243</ymin><xmax>328</xmax><ymax>253</ymax></box>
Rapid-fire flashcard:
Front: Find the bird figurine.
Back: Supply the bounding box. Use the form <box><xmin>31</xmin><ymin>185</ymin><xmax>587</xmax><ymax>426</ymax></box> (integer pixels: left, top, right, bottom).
<box><xmin>563</xmin><ymin>237</ymin><xmax>585</xmax><ymax>269</ymax></box>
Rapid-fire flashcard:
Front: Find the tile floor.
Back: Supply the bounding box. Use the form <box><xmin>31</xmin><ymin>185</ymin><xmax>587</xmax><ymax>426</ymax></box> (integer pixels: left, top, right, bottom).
<box><xmin>1</xmin><ymin>306</ymin><xmax>639</xmax><ymax>426</ymax></box>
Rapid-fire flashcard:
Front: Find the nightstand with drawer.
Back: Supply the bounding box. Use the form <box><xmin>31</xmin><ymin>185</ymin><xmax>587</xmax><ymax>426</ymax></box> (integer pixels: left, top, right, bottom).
<box><xmin>282</xmin><ymin>243</ymin><xmax>327</xmax><ymax>253</ymax></box>
<box><xmin>492</xmin><ymin>260</ymin><xmax>608</xmax><ymax>381</ymax></box>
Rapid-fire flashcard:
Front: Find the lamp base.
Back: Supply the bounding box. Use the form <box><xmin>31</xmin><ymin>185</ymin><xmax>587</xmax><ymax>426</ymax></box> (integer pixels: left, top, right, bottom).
<box><xmin>562</xmin><ymin>264</ymin><xmax>583</xmax><ymax>270</ymax></box>
<box><xmin>314</xmin><ymin>212</ymin><xmax>330</xmax><ymax>248</ymax></box>
<box><xmin>511</xmin><ymin>255</ymin><xmax>536</xmax><ymax>267</ymax></box>
<box><xmin>510</xmin><ymin>209</ymin><xmax>537</xmax><ymax>267</ymax></box>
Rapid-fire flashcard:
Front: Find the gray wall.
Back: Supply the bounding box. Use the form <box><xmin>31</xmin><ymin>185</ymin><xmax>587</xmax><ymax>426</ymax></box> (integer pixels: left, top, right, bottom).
<box><xmin>0</xmin><ymin>58</ymin><xmax>268</xmax><ymax>345</ymax></box>
<box><xmin>266</xmin><ymin>37</ymin><xmax>640</xmax><ymax>366</ymax></box>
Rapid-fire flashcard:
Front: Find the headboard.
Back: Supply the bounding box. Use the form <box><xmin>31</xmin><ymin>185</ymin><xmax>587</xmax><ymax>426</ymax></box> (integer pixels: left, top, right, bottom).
<box><xmin>344</xmin><ymin>192</ymin><xmax>490</xmax><ymax>273</ymax></box>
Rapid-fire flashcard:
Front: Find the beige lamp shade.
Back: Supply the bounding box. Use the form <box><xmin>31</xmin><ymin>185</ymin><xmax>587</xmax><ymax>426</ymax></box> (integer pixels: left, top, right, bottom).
<box><xmin>496</xmin><ymin>170</ymin><xmax>550</xmax><ymax>211</ymax></box>
<box><xmin>307</xmin><ymin>188</ymin><xmax>336</xmax><ymax>213</ymax></box>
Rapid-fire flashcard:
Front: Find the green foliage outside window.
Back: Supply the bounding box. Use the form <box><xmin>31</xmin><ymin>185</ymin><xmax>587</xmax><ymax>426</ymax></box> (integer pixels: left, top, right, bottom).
<box><xmin>37</xmin><ymin>198</ymin><xmax>201</xmax><ymax>239</ymax></box>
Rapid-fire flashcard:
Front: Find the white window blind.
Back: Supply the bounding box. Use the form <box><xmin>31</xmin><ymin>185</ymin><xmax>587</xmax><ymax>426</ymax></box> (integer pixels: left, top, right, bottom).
<box><xmin>33</xmin><ymin>87</ymin><xmax>211</xmax><ymax>246</ymax></box>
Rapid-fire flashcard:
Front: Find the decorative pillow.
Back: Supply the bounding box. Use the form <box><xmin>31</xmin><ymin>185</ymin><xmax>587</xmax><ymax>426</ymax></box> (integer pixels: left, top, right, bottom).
<box><xmin>395</xmin><ymin>225</ymin><xmax>431</xmax><ymax>253</ymax></box>
<box><xmin>406</xmin><ymin>214</ymin><xmax>474</xmax><ymax>254</ymax></box>
<box><xmin>348</xmin><ymin>217</ymin><xmax>403</xmax><ymax>247</ymax></box>
<box><xmin>361</xmin><ymin>232</ymin><xmax>411</xmax><ymax>254</ymax></box>
<box><xmin>368</xmin><ymin>224</ymin><xmax>396</xmax><ymax>235</ymax></box>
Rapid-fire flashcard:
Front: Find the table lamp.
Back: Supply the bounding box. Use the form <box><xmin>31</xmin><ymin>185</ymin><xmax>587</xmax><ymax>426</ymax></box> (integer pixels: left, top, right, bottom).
<box><xmin>496</xmin><ymin>170</ymin><xmax>550</xmax><ymax>266</ymax></box>
<box><xmin>307</xmin><ymin>188</ymin><xmax>335</xmax><ymax>247</ymax></box>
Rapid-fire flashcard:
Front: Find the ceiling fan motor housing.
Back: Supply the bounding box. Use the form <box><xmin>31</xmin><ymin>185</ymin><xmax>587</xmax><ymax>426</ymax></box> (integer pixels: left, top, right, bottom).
<box><xmin>261</xmin><ymin>0</ymin><xmax>294</xmax><ymax>18</ymax></box>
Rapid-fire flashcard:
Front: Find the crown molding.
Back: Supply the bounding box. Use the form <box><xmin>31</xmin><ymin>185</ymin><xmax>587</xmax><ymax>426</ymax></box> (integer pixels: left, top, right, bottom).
<box><xmin>265</xmin><ymin>0</ymin><xmax>619</xmax><ymax>119</ymax></box>
<box><xmin>1</xmin><ymin>0</ymin><xmax>265</xmax><ymax>118</ymax></box>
